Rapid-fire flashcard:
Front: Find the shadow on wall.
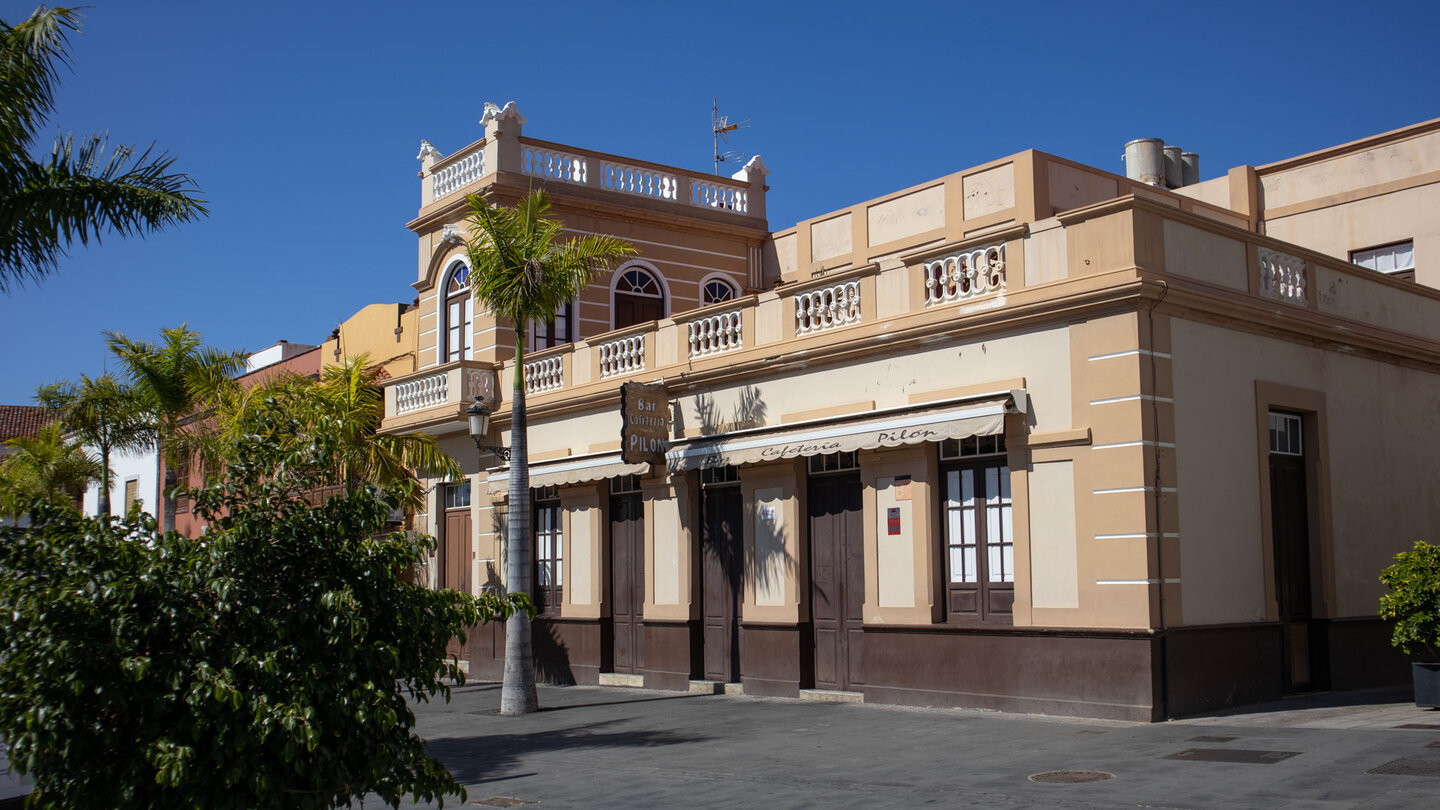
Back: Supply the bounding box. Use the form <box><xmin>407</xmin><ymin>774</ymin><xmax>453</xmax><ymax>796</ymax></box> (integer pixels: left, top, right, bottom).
<box><xmin>688</xmin><ymin>386</ymin><xmax>793</xmax><ymax>600</ymax></box>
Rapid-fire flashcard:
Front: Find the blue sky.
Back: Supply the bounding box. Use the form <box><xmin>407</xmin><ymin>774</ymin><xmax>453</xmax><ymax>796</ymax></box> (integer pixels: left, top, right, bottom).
<box><xmin>1</xmin><ymin>0</ymin><xmax>1436</xmax><ymax>403</ymax></box>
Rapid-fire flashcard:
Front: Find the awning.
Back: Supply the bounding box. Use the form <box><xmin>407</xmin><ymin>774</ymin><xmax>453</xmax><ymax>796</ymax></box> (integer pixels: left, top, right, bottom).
<box><xmin>666</xmin><ymin>391</ymin><xmax>1022</xmax><ymax>473</ymax></box>
<box><xmin>486</xmin><ymin>452</ymin><xmax>649</xmax><ymax>493</ymax></box>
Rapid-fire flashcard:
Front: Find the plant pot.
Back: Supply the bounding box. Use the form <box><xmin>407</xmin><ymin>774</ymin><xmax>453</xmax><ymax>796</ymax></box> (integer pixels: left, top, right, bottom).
<box><xmin>1415</xmin><ymin>662</ymin><xmax>1440</xmax><ymax>708</ymax></box>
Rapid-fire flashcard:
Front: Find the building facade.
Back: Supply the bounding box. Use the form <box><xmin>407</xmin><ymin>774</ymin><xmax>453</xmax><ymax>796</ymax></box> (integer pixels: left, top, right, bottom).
<box><xmin>381</xmin><ymin>108</ymin><xmax>1440</xmax><ymax>720</ymax></box>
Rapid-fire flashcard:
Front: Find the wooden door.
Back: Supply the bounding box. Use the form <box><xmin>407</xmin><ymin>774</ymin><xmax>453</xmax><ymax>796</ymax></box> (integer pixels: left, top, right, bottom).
<box><xmin>1270</xmin><ymin>450</ymin><xmax>1314</xmax><ymax>692</ymax></box>
<box><xmin>702</xmin><ymin>485</ymin><xmax>744</xmax><ymax>682</ymax></box>
<box><xmin>610</xmin><ymin>491</ymin><xmax>645</xmax><ymax>674</ymax></box>
<box><xmin>808</xmin><ymin>471</ymin><xmax>864</xmax><ymax>691</ymax></box>
<box><xmin>442</xmin><ymin>503</ymin><xmax>471</xmax><ymax>658</ymax></box>
<box><xmin>614</xmin><ymin>294</ymin><xmax>665</xmax><ymax>330</ymax></box>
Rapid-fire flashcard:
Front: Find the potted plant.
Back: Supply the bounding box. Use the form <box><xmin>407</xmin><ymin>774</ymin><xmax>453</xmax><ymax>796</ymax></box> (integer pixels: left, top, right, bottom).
<box><xmin>1379</xmin><ymin>540</ymin><xmax>1440</xmax><ymax>708</ymax></box>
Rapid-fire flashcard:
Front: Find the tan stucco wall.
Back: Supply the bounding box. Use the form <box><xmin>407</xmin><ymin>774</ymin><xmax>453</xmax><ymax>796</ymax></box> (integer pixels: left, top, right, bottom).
<box><xmin>324</xmin><ymin>302</ymin><xmax>417</xmax><ymax>377</ymax></box>
<box><xmin>1266</xmin><ymin>183</ymin><xmax>1440</xmax><ymax>290</ymax></box>
<box><xmin>1171</xmin><ymin>317</ymin><xmax>1440</xmax><ymax>624</ymax></box>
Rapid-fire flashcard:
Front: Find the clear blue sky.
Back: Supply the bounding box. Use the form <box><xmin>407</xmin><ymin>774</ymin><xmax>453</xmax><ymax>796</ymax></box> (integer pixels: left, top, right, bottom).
<box><xmin>1</xmin><ymin>0</ymin><xmax>1436</xmax><ymax>403</ymax></box>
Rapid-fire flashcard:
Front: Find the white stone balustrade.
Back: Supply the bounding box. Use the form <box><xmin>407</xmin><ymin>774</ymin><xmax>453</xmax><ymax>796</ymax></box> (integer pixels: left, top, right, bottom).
<box><xmin>524</xmin><ymin>355</ymin><xmax>564</xmax><ymax>394</ymax></box>
<box><xmin>431</xmin><ymin>147</ymin><xmax>485</xmax><ymax>201</ymax></box>
<box><xmin>599</xmin><ymin>334</ymin><xmax>646</xmax><ymax>378</ymax></box>
<box><xmin>688</xmin><ymin>311</ymin><xmax>743</xmax><ymax>358</ymax></box>
<box><xmin>601</xmin><ymin>162</ymin><xmax>678</xmax><ymax>200</ymax></box>
<box><xmin>1259</xmin><ymin>247</ymin><xmax>1307</xmax><ymax>305</ymax></box>
<box><xmin>521</xmin><ymin>146</ymin><xmax>587</xmax><ymax>185</ymax></box>
<box><xmin>924</xmin><ymin>244</ymin><xmax>1006</xmax><ymax>306</ymax></box>
<box><xmin>394</xmin><ymin>372</ymin><xmax>450</xmax><ymax>415</ymax></box>
<box><xmin>691</xmin><ymin>179</ymin><xmax>749</xmax><ymax>213</ymax></box>
<box><xmin>794</xmin><ymin>281</ymin><xmax>862</xmax><ymax>336</ymax></box>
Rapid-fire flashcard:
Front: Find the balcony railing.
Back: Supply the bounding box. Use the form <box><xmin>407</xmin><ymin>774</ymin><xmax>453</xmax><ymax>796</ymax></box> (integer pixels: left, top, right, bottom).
<box><xmin>599</xmin><ymin>334</ymin><xmax>646</xmax><ymax>378</ymax></box>
<box><xmin>524</xmin><ymin>355</ymin><xmax>564</xmax><ymax>394</ymax></box>
<box><xmin>419</xmin><ymin>111</ymin><xmax>763</xmax><ymax>220</ymax></box>
<box><xmin>688</xmin><ymin>310</ymin><xmax>743</xmax><ymax>358</ymax></box>
<box><xmin>1258</xmin><ymin>247</ymin><xmax>1307</xmax><ymax>305</ymax></box>
<box><xmin>924</xmin><ymin>244</ymin><xmax>1006</xmax><ymax>305</ymax></box>
<box><xmin>394</xmin><ymin>373</ymin><xmax>449</xmax><ymax>415</ymax></box>
<box><xmin>795</xmin><ymin>280</ymin><xmax>862</xmax><ymax>336</ymax></box>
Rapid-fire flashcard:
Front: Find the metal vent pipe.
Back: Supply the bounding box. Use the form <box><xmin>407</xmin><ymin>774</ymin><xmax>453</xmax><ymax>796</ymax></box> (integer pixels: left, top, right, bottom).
<box><xmin>1162</xmin><ymin>145</ymin><xmax>1183</xmax><ymax>189</ymax></box>
<box><xmin>1124</xmin><ymin>138</ymin><xmax>1165</xmax><ymax>187</ymax></box>
<box><xmin>1181</xmin><ymin>152</ymin><xmax>1200</xmax><ymax>186</ymax></box>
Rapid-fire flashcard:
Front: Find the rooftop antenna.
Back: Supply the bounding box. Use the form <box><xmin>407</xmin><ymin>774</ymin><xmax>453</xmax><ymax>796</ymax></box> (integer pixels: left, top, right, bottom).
<box><xmin>712</xmin><ymin>97</ymin><xmax>750</xmax><ymax>175</ymax></box>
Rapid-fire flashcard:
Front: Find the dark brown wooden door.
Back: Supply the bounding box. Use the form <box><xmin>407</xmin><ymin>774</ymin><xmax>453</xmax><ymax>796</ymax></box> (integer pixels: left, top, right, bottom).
<box><xmin>1270</xmin><ymin>450</ymin><xmax>1315</xmax><ymax>692</ymax></box>
<box><xmin>614</xmin><ymin>294</ymin><xmax>664</xmax><ymax>330</ymax></box>
<box><xmin>702</xmin><ymin>485</ymin><xmax>744</xmax><ymax>682</ymax></box>
<box><xmin>442</xmin><ymin>504</ymin><xmax>471</xmax><ymax>658</ymax></box>
<box><xmin>809</xmin><ymin>471</ymin><xmax>864</xmax><ymax>691</ymax></box>
<box><xmin>610</xmin><ymin>492</ymin><xmax>645</xmax><ymax>674</ymax></box>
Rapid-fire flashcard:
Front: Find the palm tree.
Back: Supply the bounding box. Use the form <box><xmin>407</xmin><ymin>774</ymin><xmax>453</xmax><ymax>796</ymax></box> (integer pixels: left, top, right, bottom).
<box><xmin>188</xmin><ymin>356</ymin><xmax>462</xmax><ymax>510</ymax></box>
<box><xmin>34</xmin><ymin>373</ymin><xmax>149</xmax><ymax>515</ymax></box>
<box><xmin>0</xmin><ymin>421</ymin><xmax>100</xmax><ymax>522</ymax></box>
<box><xmin>0</xmin><ymin>6</ymin><xmax>207</xmax><ymax>292</ymax></box>
<box><xmin>307</xmin><ymin>356</ymin><xmax>464</xmax><ymax>506</ymax></box>
<box><xmin>105</xmin><ymin>324</ymin><xmax>246</xmax><ymax>529</ymax></box>
<box><xmin>465</xmin><ymin>189</ymin><xmax>637</xmax><ymax>715</ymax></box>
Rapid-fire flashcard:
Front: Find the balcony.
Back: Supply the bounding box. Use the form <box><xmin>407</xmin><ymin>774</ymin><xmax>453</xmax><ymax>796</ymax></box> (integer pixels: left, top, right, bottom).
<box><xmin>416</xmin><ymin>102</ymin><xmax>766</xmax><ymax>223</ymax></box>
<box><xmin>382</xmin><ymin>361</ymin><xmax>497</xmax><ymax>434</ymax></box>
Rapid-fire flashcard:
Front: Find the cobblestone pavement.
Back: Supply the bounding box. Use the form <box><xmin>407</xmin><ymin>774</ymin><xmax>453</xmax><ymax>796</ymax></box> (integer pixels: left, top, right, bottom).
<box><xmin>394</xmin><ymin>683</ymin><xmax>1440</xmax><ymax>809</ymax></box>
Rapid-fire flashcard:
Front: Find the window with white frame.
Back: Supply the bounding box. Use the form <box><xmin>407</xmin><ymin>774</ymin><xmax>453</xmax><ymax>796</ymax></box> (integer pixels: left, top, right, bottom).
<box><xmin>1269</xmin><ymin>412</ymin><xmax>1303</xmax><ymax>456</ymax></box>
<box><xmin>444</xmin><ymin>263</ymin><xmax>474</xmax><ymax>362</ymax></box>
<box><xmin>940</xmin><ymin>435</ymin><xmax>1012</xmax><ymax>623</ymax></box>
<box><xmin>1351</xmin><ymin>241</ymin><xmax>1414</xmax><ymax>281</ymax></box>
<box><xmin>533</xmin><ymin>486</ymin><xmax>562</xmax><ymax>614</ymax></box>
<box><xmin>702</xmin><ymin>277</ymin><xmax>738</xmax><ymax>306</ymax></box>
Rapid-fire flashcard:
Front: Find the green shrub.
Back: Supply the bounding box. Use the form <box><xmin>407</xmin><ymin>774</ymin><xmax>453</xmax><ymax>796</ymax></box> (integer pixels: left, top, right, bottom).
<box><xmin>0</xmin><ymin>435</ymin><xmax>525</xmax><ymax>808</ymax></box>
<box><xmin>1379</xmin><ymin>540</ymin><xmax>1440</xmax><ymax>662</ymax></box>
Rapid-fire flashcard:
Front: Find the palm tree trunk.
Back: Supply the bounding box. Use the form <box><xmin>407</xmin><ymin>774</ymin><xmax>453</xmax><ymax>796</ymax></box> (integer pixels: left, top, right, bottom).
<box><xmin>97</xmin><ymin>440</ymin><xmax>111</xmax><ymax>516</ymax></box>
<box><xmin>500</xmin><ymin>336</ymin><xmax>539</xmax><ymax>715</ymax></box>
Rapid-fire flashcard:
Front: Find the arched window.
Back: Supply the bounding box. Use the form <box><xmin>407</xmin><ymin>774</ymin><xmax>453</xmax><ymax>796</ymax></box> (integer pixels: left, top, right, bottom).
<box><xmin>443</xmin><ymin>262</ymin><xmax>473</xmax><ymax>363</ymax></box>
<box><xmin>613</xmin><ymin>265</ymin><xmax>666</xmax><ymax>330</ymax></box>
<box><xmin>702</xmin><ymin>277</ymin><xmax>738</xmax><ymax>305</ymax></box>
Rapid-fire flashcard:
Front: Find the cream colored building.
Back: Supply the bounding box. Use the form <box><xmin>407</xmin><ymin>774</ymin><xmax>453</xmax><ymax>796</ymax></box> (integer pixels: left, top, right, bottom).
<box><xmin>381</xmin><ymin>107</ymin><xmax>1440</xmax><ymax>720</ymax></box>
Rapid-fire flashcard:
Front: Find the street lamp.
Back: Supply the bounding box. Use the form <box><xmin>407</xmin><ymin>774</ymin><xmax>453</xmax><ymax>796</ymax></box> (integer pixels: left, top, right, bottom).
<box><xmin>466</xmin><ymin>395</ymin><xmax>511</xmax><ymax>462</ymax></box>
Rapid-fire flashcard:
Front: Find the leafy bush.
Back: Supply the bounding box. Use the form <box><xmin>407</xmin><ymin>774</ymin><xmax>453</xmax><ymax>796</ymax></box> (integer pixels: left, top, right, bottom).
<box><xmin>0</xmin><ymin>430</ymin><xmax>524</xmax><ymax>808</ymax></box>
<box><xmin>1379</xmin><ymin>540</ymin><xmax>1440</xmax><ymax>662</ymax></box>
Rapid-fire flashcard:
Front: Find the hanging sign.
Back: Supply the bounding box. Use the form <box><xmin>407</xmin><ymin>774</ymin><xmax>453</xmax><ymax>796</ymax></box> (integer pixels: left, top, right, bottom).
<box><xmin>620</xmin><ymin>381</ymin><xmax>671</xmax><ymax>465</ymax></box>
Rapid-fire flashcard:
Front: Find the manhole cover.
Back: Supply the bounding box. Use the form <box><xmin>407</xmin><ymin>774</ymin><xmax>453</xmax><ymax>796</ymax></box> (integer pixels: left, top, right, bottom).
<box><xmin>1189</xmin><ymin>735</ymin><xmax>1238</xmax><ymax>743</ymax></box>
<box><xmin>470</xmin><ymin>798</ymin><xmax>533</xmax><ymax>808</ymax></box>
<box><xmin>1367</xmin><ymin>757</ymin><xmax>1440</xmax><ymax>777</ymax></box>
<box><xmin>1165</xmin><ymin>748</ymin><xmax>1300</xmax><ymax>764</ymax></box>
<box><xmin>1028</xmin><ymin>770</ymin><xmax>1115</xmax><ymax>784</ymax></box>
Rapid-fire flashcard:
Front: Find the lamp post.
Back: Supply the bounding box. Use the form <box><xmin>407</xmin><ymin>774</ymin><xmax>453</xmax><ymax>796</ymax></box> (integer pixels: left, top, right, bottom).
<box><xmin>466</xmin><ymin>395</ymin><xmax>511</xmax><ymax>462</ymax></box>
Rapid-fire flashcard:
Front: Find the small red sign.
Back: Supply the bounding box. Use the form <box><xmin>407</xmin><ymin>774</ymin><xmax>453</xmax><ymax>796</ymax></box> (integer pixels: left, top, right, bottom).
<box><xmin>887</xmin><ymin>507</ymin><xmax>901</xmax><ymax>535</ymax></box>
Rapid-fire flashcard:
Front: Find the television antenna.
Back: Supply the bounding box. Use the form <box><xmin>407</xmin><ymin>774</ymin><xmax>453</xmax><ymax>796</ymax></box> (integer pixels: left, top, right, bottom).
<box><xmin>713</xmin><ymin>97</ymin><xmax>750</xmax><ymax>175</ymax></box>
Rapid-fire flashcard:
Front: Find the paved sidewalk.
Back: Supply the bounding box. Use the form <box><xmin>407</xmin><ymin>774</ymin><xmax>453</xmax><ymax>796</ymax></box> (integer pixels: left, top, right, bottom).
<box><xmin>400</xmin><ymin>683</ymin><xmax>1440</xmax><ymax>809</ymax></box>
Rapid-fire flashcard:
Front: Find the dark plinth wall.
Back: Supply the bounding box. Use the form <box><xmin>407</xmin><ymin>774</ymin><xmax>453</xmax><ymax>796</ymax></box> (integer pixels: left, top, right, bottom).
<box><xmin>457</xmin><ymin>614</ymin><xmax>1410</xmax><ymax>720</ymax></box>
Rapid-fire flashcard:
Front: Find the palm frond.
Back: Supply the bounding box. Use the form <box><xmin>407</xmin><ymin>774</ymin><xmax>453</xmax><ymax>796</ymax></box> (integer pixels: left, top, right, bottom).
<box><xmin>0</xmin><ymin>6</ymin><xmax>80</xmax><ymax>152</ymax></box>
<box><xmin>0</xmin><ymin>133</ymin><xmax>209</xmax><ymax>290</ymax></box>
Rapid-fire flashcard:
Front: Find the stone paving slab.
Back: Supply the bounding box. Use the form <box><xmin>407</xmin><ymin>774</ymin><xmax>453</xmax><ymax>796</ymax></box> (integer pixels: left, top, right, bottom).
<box><xmin>393</xmin><ymin>683</ymin><xmax>1440</xmax><ymax>809</ymax></box>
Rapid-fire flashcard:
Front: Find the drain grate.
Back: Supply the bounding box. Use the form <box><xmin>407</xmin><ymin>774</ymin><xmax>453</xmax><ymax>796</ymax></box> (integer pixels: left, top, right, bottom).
<box><xmin>1188</xmin><ymin>735</ymin><xmax>1238</xmax><ymax>743</ymax></box>
<box><xmin>1028</xmin><ymin>770</ymin><xmax>1115</xmax><ymax>784</ymax></box>
<box><xmin>1165</xmin><ymin>748</ymin><xmax>1300</xmax><ymax>764</ymax></box>
<box><xmin>1366</xmin><ymin>757</ymin><xmax>1440</xmax><ymax>777</ymax></box>
<box><xmin>470</xmin><ymin>798</ymin><xmax>533</xmax><ymax>808</ymax></box>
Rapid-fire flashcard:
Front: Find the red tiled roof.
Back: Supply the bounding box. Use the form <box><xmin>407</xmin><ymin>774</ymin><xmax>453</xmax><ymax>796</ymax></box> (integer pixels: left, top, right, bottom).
<box><xmin>0</xmin><ymin>405</ymin><xmax>52</xmax><ymax>442</ymax></box>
